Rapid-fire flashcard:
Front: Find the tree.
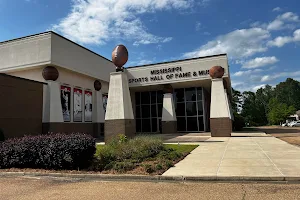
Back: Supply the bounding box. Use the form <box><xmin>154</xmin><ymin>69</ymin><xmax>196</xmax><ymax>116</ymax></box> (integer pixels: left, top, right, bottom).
<box><xmin>231</xmin><ymin>88</ymin><xmax>242</xmax><ymax>113</ymax></box>
<box><xmin>267</xmin><ymin>98</ymin><xmax>296</xmax><ymax>125</ymax></box>
<box><xmin>255</xmin><ymin>84</ymin><xmax>274</xmax><ymax>124</ymax></box>
<box><xmin>274</xmin><ymin>78</ymin><xmax>300</xmax><ymax>110</ymax></box>
<box><xmin>241</xmin><ymin>91</ymin><xmax>265</xmax><ymax>126</ymax></box>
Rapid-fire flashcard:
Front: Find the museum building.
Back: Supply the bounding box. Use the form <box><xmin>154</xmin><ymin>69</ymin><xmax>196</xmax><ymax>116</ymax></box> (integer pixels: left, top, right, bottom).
<box><xmin>0</xmin><ymin>31</ymin><xmax>233</xmax><ymax>139</ymax></box>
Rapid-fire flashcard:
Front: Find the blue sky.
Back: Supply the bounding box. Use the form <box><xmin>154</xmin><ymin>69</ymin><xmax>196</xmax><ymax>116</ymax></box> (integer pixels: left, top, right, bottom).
<box><xmin>1</xmin><ymin>0</ymin><xmax>300</xmax><ymax>91</ymax></box>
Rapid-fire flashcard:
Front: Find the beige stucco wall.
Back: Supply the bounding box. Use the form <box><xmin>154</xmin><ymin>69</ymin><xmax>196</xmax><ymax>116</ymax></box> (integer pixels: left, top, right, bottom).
<box><xmin>126</xmin><ymin>55</ymin><xmax>229</xmax><ymax>87</ymax></box>
<box><xmin>0</xmin><ymin>33</ymin><xmax>51</xmax><ymax>72</ymax></box>
<box><xmin>7</xmin><ymin>67</ymin><xmax>109</xmax><ymax>94</ymax></box>
<box><xmin>51</xmin><ymin>33</ymin><xmax>115</xmax><ymax>83</ymax></box>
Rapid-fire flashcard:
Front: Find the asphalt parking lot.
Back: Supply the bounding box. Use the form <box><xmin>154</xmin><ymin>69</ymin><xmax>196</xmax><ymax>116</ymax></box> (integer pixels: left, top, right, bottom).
<box><xmin>1</xmin><ymin>176</ymin><xmax>300</xmax><ymax>200</ymax></box>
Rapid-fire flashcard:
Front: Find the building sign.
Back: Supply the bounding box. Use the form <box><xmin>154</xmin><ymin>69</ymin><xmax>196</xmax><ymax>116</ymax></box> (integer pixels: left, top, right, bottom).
<box><xmin>61</xmin><ymin>85</ymin><xmax>71</xmax><ymax>122</ymax></box>
<box><xmin>73</xmin><ymin>88</ymin><xmax>82</xmax><ymax>122</ymax></box>
<box><xmin>84</xmin><ymin>90</ymin><xmax>92</xmax><ymax>122</ymax></box>
<box><xmin>128</xmin><ymin>66</ymin><xmax>210</xmax><ymax>84</ymax></box>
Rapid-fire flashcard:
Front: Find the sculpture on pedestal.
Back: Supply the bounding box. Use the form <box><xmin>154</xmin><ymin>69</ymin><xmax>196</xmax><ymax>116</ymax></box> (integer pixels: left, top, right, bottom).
<box><xmin>112</xmin><ymin>45</ymin><xmax>128</xmax><ymax>72</ymax></box>
<box><xmin>105</xmin><ymin>44</ymin><xmax>135</xmax><ymax>142</ymax></box>
<box><xmin>209</xmin><ymin>66</ymin><xmax>224</xmax><ymax>79</ymax></box>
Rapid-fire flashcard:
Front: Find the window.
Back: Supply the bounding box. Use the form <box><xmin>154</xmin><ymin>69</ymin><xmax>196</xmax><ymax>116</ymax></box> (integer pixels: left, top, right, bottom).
<box><xmin>135</xmin><ymin>87</ymin><xmax>205</xmax><ymax>133</ymax></box>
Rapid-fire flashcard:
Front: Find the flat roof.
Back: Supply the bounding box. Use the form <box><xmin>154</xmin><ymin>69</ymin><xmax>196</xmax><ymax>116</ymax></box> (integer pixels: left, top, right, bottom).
<box><xmin>0</xmin><ymin>31</ymin><xmax>113</xmax><ymax>64</ymax></box>
<box><xmin>126</xmin><ymin>53</ymin><xmax>227</xmax><ymax>69</ymax></box>
<box><xmin>0</xmin><ymin>31</ymin><xmax>228</xmax><ymax>71</ymax></box>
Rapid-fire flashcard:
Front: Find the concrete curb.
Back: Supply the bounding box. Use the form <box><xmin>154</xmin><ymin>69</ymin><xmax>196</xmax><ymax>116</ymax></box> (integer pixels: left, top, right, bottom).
<box><xmin>1</xmin><ymin>172</ymin><xmax>300</xmax><ymax>182</ymax></box>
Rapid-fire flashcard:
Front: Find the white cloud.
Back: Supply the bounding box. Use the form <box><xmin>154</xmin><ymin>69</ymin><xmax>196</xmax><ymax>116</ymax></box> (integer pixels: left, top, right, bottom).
<box><xmin>203</xmin><ymin>31</ymin><xmax>211</xmax><ymax>35</ymax></box>
<box><xmin>267</xmin><ymin>36</ymin><xmax>293</xmax><ymax>47</ymax></box>
<box><xmin>260</xmin><ymin>75</ymin><xmax>272</xmax><ymax>82</ymax></box>
<box><xmin>267</xmin><ymin>29</ymin><xmax>300</xmax><ymax>47</ymax></box>
<box><xmin>183</xmin><ymin>28</ymin><xmax>270</xmax><ymax>59</ymax></box>
<box><xmin>251</xmin><ymin>12</ymin><xmax>300</xmax><ymax>31</ymax></box>
<box><xmin>260</xmin><ymin>70</ymin><xmax>300</xmax><ymax>82</ymax></box>
<box><xmin>267</xmin><ymin>12</ymin><xmax>299</xmax><ymax>31</ymax></box>
<box><xmin>233</xmin><ymin>69</ymin><xmax>263</xmax><ymax>77</ymax></box>
<box><xmin>279</xmin><ymin>12</ymin><xmax>300</xmax><ymax>22</ymax></box>
<box><xmin>52</xmin><ymin>0</ymin><xmax>194</xmax><ymax>45</ymax></box>
<box><xmin>195</xmin><ymin>22</ymin><xmax>202</xmax><ymax>31</ymax></box>
<box><xmin>252</xmin><ymin>84</ymin><xmax>267</xmax><ymax>92</ymax></box>
<box><xmin>241</xmin><ymin>56</ymin><xmax>279</xmax><ymax>69</ymax></box>
<box><xmin>267</xmin><ymin>19</ymin><xmax>284</xmax><ymax>30</ymax></box>
<box><xmin>272</xmin><ymin>7</ymin><xmax>282</xmax><ymax>12</ymax></box>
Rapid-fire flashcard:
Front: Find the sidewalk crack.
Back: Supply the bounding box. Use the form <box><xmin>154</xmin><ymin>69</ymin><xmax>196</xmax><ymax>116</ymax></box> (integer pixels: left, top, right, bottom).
<box><xmin>216</xmin><ymin>138</ymin><xmax>230</xmax><ymax>176</ymax></box>
<box><xmin>251</xmin><ymin>137</ymin><xmax>284</xmax><ymax>176</ymax></box>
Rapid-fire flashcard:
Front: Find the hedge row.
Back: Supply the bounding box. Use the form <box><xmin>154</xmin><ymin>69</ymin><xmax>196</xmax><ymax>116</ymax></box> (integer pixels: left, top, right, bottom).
<box><xmin>0</xmin><ymin>133</ymin><xmax>96</xmax><ymax>170</ymax></box>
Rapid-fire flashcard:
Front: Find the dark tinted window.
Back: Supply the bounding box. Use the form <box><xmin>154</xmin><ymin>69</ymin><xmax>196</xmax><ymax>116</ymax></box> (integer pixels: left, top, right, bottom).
<box><xmin>197</xmin><ymin>101</ymin><xmax>203</xmax><ymax>115</ymax></box>
<box><xmin>136</xmin><ymin>106</ymin><xmax>141</xmax><ymax>118</ymax></box>
<box><xmin>136</xmin><ymin>119</ymin><xmax>141</xmax><ymax>132</ymax></box>
<box><xmin>177</xmin><ymin>117</ymin><xmax>186</xmax><ymax>132</ymax></box>
<box><xmin>157</xmin><ymin>104</ymin><xmax>163</xmax><ymax>117</ymax></box>
<box><xmin>157</xmin><ymin>91</ymin><xmax>163</xmax><ymax>104</ymax></box>
<box><xmin>141</xmin><ymin>105</ymin><xmax>151</xmax><ymax>118</ymax></box>
<box><xmin>135</xmin><ymin>92</ymin><xmax>141</xmax><ymax>105</ymax></box>
<box><xmin>185</xmin><ymin>88</ymin><xmax>196</xmax><ymax>102</ymax></box>
<box><xmin>187</xmin><ymin>117</ymin><xmax>198</xmax><ymax>132</ymax></box>
<box><xmin>176</xmin><ymin>103</ymin><xmax>185</xmax><ymax>116</ymax></box>
<box><xmin>198</xmin><ymin>116</ymin><xmax>204</xmax><ymax>131</ymax></box>
<box><xmin>142</xmin><ymin>119</ymin><xmax>151</xmax><ymax>132</ymax></box>
<box><xmin>175</xmin><ymin>89</ymin><xmax>185</xmax><ymax>102</ymax></box>
<box><xmin>151</xmin><ymin>91</ymin><xmax>156</xmax><ymax>104</ymax></box>
<box><xmin>151</xmin><ymin>118</ymin><xmax>157</xmax><ymax>132</ymax></box>
<box><xmin>141</xmin><ymin>92</ymin><xmax>150</xmax><ymax>104</ymax></box>
<box><xmin>197</xmin><ymin>87</ymin><xmax>203</xmax><ymax>101</ymax></box>
<box><xmin>151</xmin><ymin>105</ymin><xmax>157</xmax><ymax>117</ymax></box>
<box><xmin>186</xmin><ymin>102</ymin><xmax>197</xmax><ymax>116</ymax></box>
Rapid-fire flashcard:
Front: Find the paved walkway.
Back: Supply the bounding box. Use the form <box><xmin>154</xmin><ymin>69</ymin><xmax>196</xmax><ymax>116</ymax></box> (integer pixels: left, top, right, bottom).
<box><xmin>163</xmin><ymin>132</ymin><xmax>300</xmax><ymax>178</ymax></box>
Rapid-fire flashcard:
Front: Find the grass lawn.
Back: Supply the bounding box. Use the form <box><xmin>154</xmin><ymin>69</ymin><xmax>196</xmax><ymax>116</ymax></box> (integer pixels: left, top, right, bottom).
<box><xmin>95</xmin><ymin>143</ymin><xmax>198</xmax><ymax>156</ymax></box>
<box><xmin>93</xmin><ymin>142</ymin><xmax>198</xmax><ymax>175</ymax></box>
<box><xmin>164</xmin><ymin>144</ymin><xmax>198</xmax><ymax>155</ymax></box>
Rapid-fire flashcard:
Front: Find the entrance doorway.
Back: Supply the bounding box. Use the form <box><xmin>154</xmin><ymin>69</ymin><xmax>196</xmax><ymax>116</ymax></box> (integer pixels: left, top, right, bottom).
<box><xmin>135</xmin><ymin>87</ymin><xmax>205</xmax><ymax>133</ymax></box>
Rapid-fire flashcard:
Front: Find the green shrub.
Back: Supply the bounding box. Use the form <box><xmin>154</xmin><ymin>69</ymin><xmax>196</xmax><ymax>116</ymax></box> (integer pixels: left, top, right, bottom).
<box><xmin>0</xmin><ymin>128</ymin><xmax>4</xmax><ymax>142</ymax></box>
<box><xmin>143</xmin><ymin>164</ymin><xmax>154</xmax><ymax>173</ymax></box>
<box><xmin>157</xmin><ymin>149</ymin><xmax>181</xmax><ymax>161</ymax></box>
<box><xmin>112</xmin><ymin>161</ymin><xmax>135</xmax><ymax>172</ymax></box>
<box><xmin>164</xmin><ymin>160</ymin><xmax>174</xmax><ymax>168</ymax></box>
<box><xmin>155</xmin><ymin>163</ymin><xmax>163</xmax><ymax>170</ymax></box>
<box><xmin>0</xmin><ymin>133</ymin><xmax>96</xmax><ymax>170</ymax></box>
<box><xmin>93</xmin><ymin>135</ymin><xmax>164</xmax><ymax>171</ymax></box>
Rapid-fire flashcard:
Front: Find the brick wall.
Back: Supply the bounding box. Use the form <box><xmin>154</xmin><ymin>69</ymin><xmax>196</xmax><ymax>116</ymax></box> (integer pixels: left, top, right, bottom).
<box><xmin>210</xmin><ymin>117</ymin><xmax>232</xmax><ymax>137</ymax></box>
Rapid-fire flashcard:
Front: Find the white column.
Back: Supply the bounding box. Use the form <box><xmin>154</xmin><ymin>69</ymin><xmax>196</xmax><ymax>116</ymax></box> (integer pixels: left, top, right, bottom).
<box><xmin>43</xmin><ymin>81</ymin><xmax>63</xmax><ymax>123</ymax></box>
<box><xmin>225</xmin><ymin>89</ymin><xmax>234</xmax><ymax>120</ymax></box>
<box><xmin>105</xmin><ymin>72</ymin><xmax>135</xmax><ymax>142</ymax></box>
<box><xmin>210</xmin><ymin>79</ymin><xmax>231</xmax><ymax>119</ymax></box>
<box><xmin>92</xmin><ymin>90</ymin><xmax>105</xmax><ymax>123</ymax></box>
<box><xmin>162</xmin><ymin>93</ymin><xmax>177</xmax><ymax>122</ymax></box>
<box><xmin>105</xmin><ymin>72</ymin><xmax>134</xmax><ymax>120</ymax></box>
<box><xmin>210</xmin><ymin>78</ymin><xmax>232</xmax><ymax>137</ymax></box>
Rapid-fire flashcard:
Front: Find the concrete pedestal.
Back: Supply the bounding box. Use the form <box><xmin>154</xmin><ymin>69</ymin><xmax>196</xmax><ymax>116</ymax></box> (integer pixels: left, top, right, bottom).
<box><xmin>210</xmin><ymin>78</ymin><xmax>232</xmax><ymax>137</ymax></box>
<box><xmin>162</xmin><ymin>93</ymin><xmax>177</xmax><ymax>134</ymax></box>
<box><xmin>104</xmin><ymin>72</ymin><xmax>135</xmax><ymax>142</ymax></box>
